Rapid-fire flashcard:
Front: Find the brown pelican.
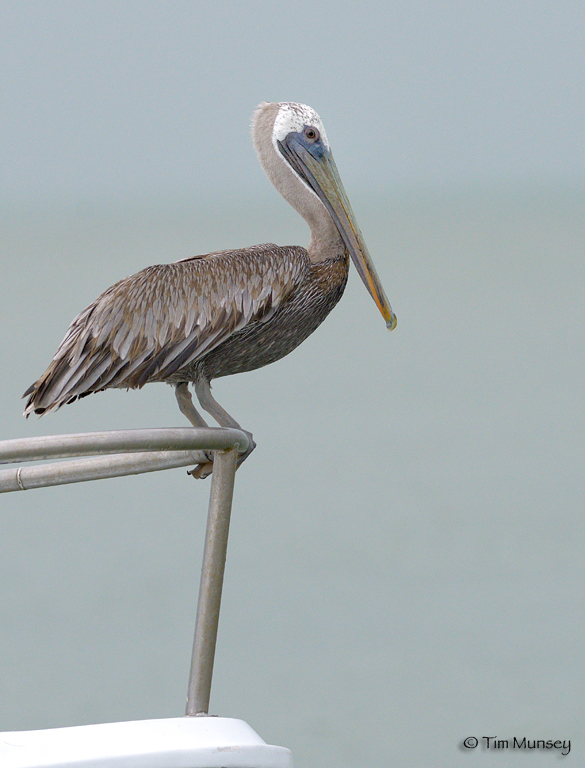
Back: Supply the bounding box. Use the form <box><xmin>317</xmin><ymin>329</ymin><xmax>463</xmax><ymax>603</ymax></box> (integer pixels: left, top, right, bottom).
<box><xmin>24</xmin><ymin>102</ymin><xmax>396</xmax><ymax>477</ymax></box>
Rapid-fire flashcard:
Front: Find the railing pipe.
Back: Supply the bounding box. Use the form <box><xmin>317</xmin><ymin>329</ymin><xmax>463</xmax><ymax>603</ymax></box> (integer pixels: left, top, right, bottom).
<box><xmin>0</xmin><ymin>450</ymin><xmax>211</xmax><ymax>493</ymax></box>
<box><xmin>0</xmin><ymin>428</ymin><xmax>249</xmax><ymax>493</ymax></box>
<box><xmin>0</xmin><ymin>426</ymin><xmax>244</xmax><ymax>718</ymax></box>
<box><xmin>186</xmin><ymin>446</ymin><xmax>238</xmax><ymax>716</ymax></box>
<box><xmin>0</xmin><ymin>428</ymin><xmax>249</xmax><ymax>464</ymax></box>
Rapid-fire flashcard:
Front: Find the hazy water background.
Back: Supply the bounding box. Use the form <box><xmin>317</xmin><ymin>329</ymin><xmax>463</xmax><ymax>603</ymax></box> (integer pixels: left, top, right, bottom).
<box><xmin>1</xmin><ymin>2</ymin><xmax>585</xmax><ymax>766</ymax></box>
<box><xmin>1</xmin><ymin>188</ymin><xmax>584</xmax><ymax>767</ymax></box>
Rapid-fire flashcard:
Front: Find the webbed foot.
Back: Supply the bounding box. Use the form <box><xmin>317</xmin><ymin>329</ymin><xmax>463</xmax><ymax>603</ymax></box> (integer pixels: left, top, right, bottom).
<box><xmin>187</xmin><ymin>431</ymin><xmax>256</xmax><ymax>480</ymax></box>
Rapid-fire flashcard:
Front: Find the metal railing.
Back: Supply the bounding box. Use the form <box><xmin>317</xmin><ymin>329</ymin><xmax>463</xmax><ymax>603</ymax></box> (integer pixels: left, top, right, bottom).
<box><xmin>0</xmin><ymin>426</ymin><xmax>250</xmax><ymax>717</ymax></box>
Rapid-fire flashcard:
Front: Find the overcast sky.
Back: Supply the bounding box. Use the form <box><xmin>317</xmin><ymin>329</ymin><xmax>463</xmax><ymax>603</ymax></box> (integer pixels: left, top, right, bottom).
<box><xmin>1</xmin><ymin>0</ymin><xmax>584</xmax><ymax>206</ymax></box>
<box><xmin>2</xmin><ymin>4</ymin><xmax>585</xmax><ymax>761</ymax></box>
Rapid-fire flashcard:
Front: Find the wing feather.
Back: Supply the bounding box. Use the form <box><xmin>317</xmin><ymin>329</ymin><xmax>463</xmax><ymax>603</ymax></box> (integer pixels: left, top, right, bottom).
<box><xmin>24</xmin><ymin>244</ymin><xmax>309</xmax><ymax>415</ymax></box>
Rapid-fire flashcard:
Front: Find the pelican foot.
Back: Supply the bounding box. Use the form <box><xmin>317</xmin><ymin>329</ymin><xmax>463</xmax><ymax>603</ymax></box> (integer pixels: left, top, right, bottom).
<box><xmin>187</xmin><ymin>450</ymin><xmax>214</xmax><ymax>480</ymax></box>
<box><xmin>236</xmin><ymin>430</ymin><xmax>256</xmax><ymax>468</ymax></box>
<box><xmin>188</xmin><ymin>463</ymin><xmax>214</xmax><ymax>480</ymax></box>
<box><xmin>187</xmin><ymin>432</ymin><xmax>256</xmax><ymax>480</ymax></box>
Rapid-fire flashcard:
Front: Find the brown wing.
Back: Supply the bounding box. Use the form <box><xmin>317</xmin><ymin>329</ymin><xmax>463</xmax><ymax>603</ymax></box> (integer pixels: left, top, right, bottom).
<box><xmin>24</xmin><ymin>244</ymin><xmax>309</xmax><ymax>415</ymax></box>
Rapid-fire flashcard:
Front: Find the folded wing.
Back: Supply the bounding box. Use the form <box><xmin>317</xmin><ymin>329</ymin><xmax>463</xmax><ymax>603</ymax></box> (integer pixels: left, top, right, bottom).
<box><xmin>24</xmin><ymin>245</ymin><xmax>308</xmax><ymax>415</ymax></box>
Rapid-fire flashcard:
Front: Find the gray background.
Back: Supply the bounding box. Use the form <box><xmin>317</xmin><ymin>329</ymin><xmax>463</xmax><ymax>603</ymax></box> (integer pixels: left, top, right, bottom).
<box><xmin>1</xmin><ymin>2</ymin><xmax>584</xmax><ymax>766</ymax></box>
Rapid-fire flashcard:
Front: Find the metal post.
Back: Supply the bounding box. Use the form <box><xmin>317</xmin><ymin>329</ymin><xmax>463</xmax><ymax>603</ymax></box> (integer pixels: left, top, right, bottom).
<box><xmin>186</xmin><ymin>447</ymin><xmax>238</xmax><ymax>716</ymax></box>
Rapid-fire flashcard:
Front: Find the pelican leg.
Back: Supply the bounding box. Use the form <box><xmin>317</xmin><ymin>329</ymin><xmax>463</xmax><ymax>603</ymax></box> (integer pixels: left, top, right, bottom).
<box><xmin>175</xmin><ymin>383</ymin><xmax>209</xmax><ymax>427</ymax></box>
<box><xmin>195</xmin><ymin>378</ymin><xmax>256</xmax><ymax>469</ymax></box>
<box><xmin>174</xmin><ymin>383</ymin><xmax>215</xmax><ymax>480</ymax></box>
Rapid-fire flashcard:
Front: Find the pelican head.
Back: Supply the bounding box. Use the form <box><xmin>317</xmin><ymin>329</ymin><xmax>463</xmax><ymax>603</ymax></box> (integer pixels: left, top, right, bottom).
<box><xmin>253</xmin><ymin>101</ymin><xmax>396</xmax><ymax>330</ymax></box>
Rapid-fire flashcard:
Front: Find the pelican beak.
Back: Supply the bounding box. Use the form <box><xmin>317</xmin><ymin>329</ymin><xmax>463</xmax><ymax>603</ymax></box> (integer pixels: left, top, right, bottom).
<box><xmin>278</xmin><ymin>138</ymin><xmax>397</xmax><ymax>330</ymax></box>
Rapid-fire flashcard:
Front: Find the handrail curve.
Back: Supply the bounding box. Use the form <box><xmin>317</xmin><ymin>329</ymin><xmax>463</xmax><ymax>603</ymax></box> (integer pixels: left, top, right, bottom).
<box><xmin>0</xmin><ymin>427</ymin><xmax>249</xmax><ymax>493</ymax></box>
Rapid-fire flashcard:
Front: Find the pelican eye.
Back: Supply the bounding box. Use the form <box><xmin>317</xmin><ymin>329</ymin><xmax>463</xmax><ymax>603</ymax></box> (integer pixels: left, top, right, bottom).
<box><xmin>303</xmin><ymin>126</ymin><xmax>320</xmax><ymax>142</ymax></box>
